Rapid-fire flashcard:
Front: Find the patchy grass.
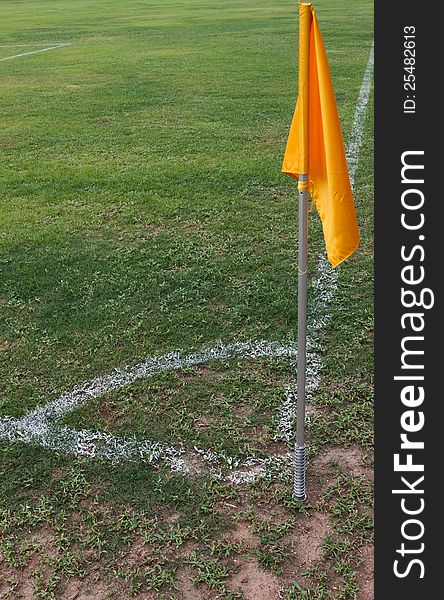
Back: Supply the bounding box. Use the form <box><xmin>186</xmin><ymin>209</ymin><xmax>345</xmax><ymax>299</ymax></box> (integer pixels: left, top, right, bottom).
<box><xmin>1</xmin><ymin>0</ymin><xmax>373</xmax><ymax>598</ymax></box>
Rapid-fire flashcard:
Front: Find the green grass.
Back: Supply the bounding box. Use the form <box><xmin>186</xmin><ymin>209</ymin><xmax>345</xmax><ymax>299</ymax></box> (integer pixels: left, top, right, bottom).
<box><xmin>1</xmin><ymin>0</ymin><xmax>373</xmax><ymax>597</ymax></box>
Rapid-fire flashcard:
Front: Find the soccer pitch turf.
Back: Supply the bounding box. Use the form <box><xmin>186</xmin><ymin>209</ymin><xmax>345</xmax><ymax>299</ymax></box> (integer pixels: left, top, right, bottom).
<box><xmin>1</xmin><ymin>0</ymin><xmax>373</xmax><ymax>598</ymax></box>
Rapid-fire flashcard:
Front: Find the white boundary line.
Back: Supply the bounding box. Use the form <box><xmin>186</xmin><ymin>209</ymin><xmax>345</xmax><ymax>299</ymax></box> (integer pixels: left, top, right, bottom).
<box><xmin>0</xmin><ymin>43</ymin><xmax>374</xmax><ymax>483</ymax></box>
<box><xmin>346</xmin><ymin>43</ymin><xmax>374</xmax><ymax>185</ymax></box>
<box><xmin>0</xmin><ymin>44</ymin><xmax>72</xmax><ymax>62</ymax></box>
<box><xmin>0</xmin><ymin>44</ymin><xmax>63</xmax><ymax>48</ymax></box>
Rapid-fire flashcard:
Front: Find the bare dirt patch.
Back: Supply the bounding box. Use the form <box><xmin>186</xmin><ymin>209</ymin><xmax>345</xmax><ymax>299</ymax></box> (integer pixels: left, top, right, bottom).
<box><xmin>62</xmin><ymin>576</ymin><xmax>113</xmax><ymax>600</ymax></box>
<box><xmin>175</xmin><ymin>568</ymin><xmax>208</xmax><ymax>600</ymax></box>
<box><xmin>228</xmin><ymin>559</ymin><xmax>281</xmax><ymax>600</ymax></box>
<box><xmin>310</xmin><ymin>445</ymin><xmax>373</xmax><ymax>480</ymax></box>
<box><xmin>0</xmin><ymin>563</ymin><xmax>18</xmax><ymax>599</ymax></box>
<box><xmin>124</xmin><ymin>537</ymin><xmax>148</xmax><ymax>564</ymax></box>
<box><xmin>289</xmin><ymin>511</ymin><xmax>331</xmax><ymax>567</ymax></box>
<box><xmin>227</xmin><ymin>520</ymin><xmax>257</xmax><ymax>547</ymax></box>
<box><xmin>356</xmin><ymin>544</ymin><xmax>374</xmax><ymax>600</ymax></box>
<box><xmin>0</xmin><ymin>529</ymin><xmax>59</xmax><ymax>599</ymax></box>
<box><xmin>14</xmin><ymin>578</ymin><xmax>35</xmax><ymax>600</ymax></box>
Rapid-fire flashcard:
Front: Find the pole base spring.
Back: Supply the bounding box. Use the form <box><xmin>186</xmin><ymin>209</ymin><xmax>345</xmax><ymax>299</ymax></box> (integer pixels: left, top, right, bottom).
<box><xmin>293</xmin><ymin>444</ymin><xmax>307</xmax><ymax>501</ymax></box>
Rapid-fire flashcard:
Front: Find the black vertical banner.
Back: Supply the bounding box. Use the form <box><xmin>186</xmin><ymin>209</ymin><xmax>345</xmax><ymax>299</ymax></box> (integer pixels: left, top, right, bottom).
<box><xmin>375</xmin><ymin>0</ymin><xmax>441</xmax><ymax>597</ymax></box>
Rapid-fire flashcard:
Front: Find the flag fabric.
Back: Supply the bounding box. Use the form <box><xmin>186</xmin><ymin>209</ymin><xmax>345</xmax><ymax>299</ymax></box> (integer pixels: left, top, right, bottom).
<box><xmin>282</xmin><ymin>2</ymin><xmax>360</xmax><ymax>267</ymax></box>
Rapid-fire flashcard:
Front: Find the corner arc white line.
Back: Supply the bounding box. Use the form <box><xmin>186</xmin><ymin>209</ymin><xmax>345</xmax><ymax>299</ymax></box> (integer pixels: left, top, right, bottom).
<box><xmin>0</xmin><ymin>340</ymin><xmax>298</xmax><ymax>481</ymax></box>
<box><xmin>0</xmin><ymin>340</ymin><xmax>297</xmax><ymax>440</ymax></box>
<box><xmin>0</xmin><ymin>43</ymin><xmax>72</xmax><ymax>62</ymax></box>
<box><xmin>19</xmin><ymin>340</ymin><xmax>297</xmax><ymax>428</ymax></box>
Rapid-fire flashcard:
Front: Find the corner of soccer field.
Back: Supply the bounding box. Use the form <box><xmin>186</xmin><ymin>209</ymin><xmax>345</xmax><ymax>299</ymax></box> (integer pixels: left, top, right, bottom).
<box><xmin>0</xmin><ymin>0</ymin><xmax>373</xmax><ymax>598</ymax></box>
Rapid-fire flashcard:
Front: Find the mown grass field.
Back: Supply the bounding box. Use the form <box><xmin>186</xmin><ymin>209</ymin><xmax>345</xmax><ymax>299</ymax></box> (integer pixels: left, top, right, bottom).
<box><xmin>0</xmin><ymin>0</ymin><xmax>373</xmax><ymax>598</ymax></box>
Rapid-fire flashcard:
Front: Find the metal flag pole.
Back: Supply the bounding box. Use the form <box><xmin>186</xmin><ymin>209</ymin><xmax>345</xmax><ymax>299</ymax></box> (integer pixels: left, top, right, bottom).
<box><xmin>294</xmin><ymin>174</ymin><xmax>308</xmax><ymax>500</ymax></box>
<box><xmin>293</xmin><ymin>2</ymin><xmax>311</xmax><ymax>501</ymax></box>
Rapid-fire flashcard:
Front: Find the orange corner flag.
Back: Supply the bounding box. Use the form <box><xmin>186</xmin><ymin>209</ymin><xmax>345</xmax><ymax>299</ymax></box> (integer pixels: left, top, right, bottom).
<box><xmin>282</xmin><ymin>3</ymin><xmax>359</xmax><ymax>267</ymax></box>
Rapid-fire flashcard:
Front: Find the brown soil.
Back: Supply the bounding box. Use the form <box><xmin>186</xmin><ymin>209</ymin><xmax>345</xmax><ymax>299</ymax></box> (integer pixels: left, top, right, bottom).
<box><xmin>290</xmin><ymin>511</ymin><xmax>331</xmax><ymax>567</ymax></box>
<box><xmin>228</xmin><ymin>559</ymin><xmax>281</xmax><ymax>600</ymax></box>
<box><xmin>310</xmin><ymin>445</ymin><xmax>373</xmax><ymax>481</ymax></box>
<box><xmin>175</xmin><ymin>568</ymin><xmax>208</xmax><ymax>600</ymax></box>
<box><xmin>356</xmin><ymin>544</ymin><xmax>374</xmax><ymax>600</ymax></box>
<box><xmin>228</xmin><ymin>520</ymin><xmax>257</xmax><ymax>547</ymax></box>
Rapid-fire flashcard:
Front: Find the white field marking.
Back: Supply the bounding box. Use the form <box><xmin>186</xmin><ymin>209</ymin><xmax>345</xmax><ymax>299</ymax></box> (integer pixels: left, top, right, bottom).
<box><xmin>0</xmin><ymin>43</ymin><xmax>374</xmax><ymax>482</ymax></box>
<box><xmin>0</xmin><ymin>44</ymin><xmax>71</xmax><ymax>62</ymax></box>
<box><xmin>0</xmin><ymin>44</ymin><xmax>63</xmax><ymax>48</ymax></box>
<box><xmin>0</xmin><ymin>341</ymin><xmax>298</xmax><ymax>480</ymax></box>
<box><xmin>346</xmin><ymin>42</ymin><xmax>374</xmax><ymax>187</ymax></box>
<box><xmin>2</xmin><ymin>340</ymin><xmax>297</xmax><ymax>435</ymax></box>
